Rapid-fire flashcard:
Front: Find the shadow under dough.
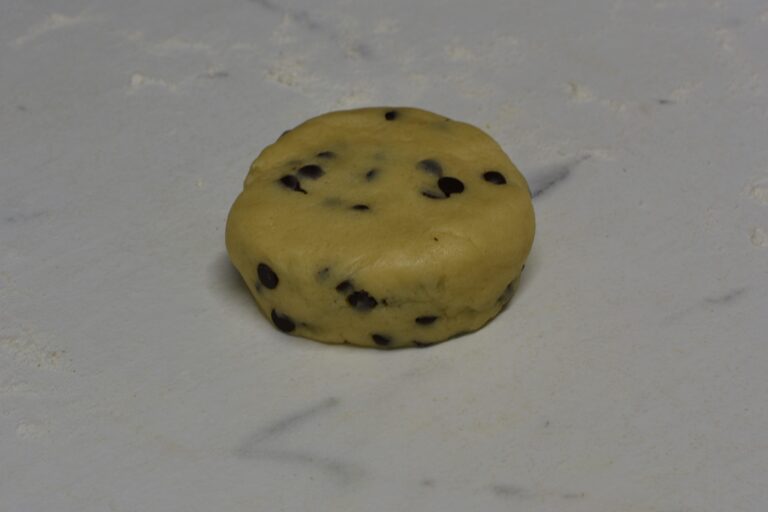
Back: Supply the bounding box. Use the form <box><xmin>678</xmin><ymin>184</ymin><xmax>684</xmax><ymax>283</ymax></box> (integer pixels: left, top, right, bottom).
<box><xmin>207</xmin><ymin>251</ymin><xmax>254</xmax><ymax>308</ymax></box>
<box><xmin>515</xmin><ymin>247</ymin><xmax>539</xmax><ymax>298</ymax></box>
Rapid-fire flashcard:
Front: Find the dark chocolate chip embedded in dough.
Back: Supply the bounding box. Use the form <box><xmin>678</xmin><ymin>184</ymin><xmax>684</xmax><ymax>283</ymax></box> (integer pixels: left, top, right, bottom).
<box><xmin>271</xmin><ymin>309</ymin><xmax>295</xmax><ymax>333</ymax></box>
<box><xmin>384</xmin><ymin>110</ymin><xmax>397</xmax><ymax>121</ymax></box>
<box><xmin>483</xmin><ymin>171</ymin><xmax>507</xmax><ymax>185</ymax></box>
<box><xmin>297</xmin><ymin>164</ymin><xmax>324</xmax><ymax>179</ymax></box>
<box><xmin>438</xmin><ymin>177</ymin><xmax>464</xmax><ymax>197</ymax></box>
<box><xmin>371</xmin><ymin>334</ymin><xmax>391</xmax><ymax>346</ymax></box>
<box><xmin>417</xmin><ymin>159</ymin><xmax>443</xmax><ymax>176</ymax></box>
<box><xmin>335</xmin><ymin>280</ymin><xmax>353</xmax><ymax>293</ymax></box>
<box><xmin>316</xmin><ymin>151</ymin><xmax>335</xmax><ymax>159</ymax></box>
<box><xmin>278</xmin><ymin>174</ymin><xmax>306</xmax><ymax>193</ymax></box>
<box><xmin>365</xmin><ymin>169</ymin><xmax>378</xmax><ymax>181</ymax></box>
<box><xmin>351</xmin><ymin>204</ymin><xmax>370</xmax><ymax>211</ymax></box>
<box><xmin>347</xmin><ymin>290</ymin><xmax>378</xmax><ymax>310</ymax></box>
<box><xmin>415</xmin><ymin>315</ymin><xmax>438</xmax><ymax>325</ymax></box>
<box><xmin>257</xmin><ymin>263</ymin><xmax>279</xmax><ymax>289</ymax></box>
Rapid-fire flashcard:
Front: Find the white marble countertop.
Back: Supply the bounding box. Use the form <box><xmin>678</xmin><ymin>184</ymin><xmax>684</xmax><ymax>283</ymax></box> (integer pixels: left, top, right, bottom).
<box><xmin>2</xmin><ymin>0</ymin><xmax>767</xmax><ymax>510</ymax></box>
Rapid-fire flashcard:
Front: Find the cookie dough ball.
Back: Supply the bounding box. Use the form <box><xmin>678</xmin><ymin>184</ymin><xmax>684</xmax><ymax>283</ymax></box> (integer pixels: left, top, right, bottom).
<box><xmin>226</xmin><ymin>107</ymin><xmax>534</xmax><ymax>348</ymax></box>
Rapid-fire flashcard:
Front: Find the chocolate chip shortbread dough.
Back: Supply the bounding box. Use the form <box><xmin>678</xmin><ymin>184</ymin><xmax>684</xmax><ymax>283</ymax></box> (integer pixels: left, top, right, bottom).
<box><xmin>226</xmin><ymin>107</ymin><xmax>535</xmax><ymax>348</ymax></box>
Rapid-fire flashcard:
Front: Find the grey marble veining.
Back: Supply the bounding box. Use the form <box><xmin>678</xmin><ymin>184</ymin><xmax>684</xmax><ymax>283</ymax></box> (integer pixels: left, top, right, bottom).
<box><xmin>527</xmin><ymin>155</ymin><xmax>590</xmax><ymax>198</ymax></box>
<box><xmin>249</xmin><ymin>0</ymin><xmax>323</xmax><ymax>31</ymax></box>
<box><xmin>236</xmin><ymin>396</ymin><xmax>340</xmax><ymax>453</ymax></box>
<box><xmin>703</xmin><ymin>287</ymin><xmax>747</xmax><ymax>305</ymax></box>
<box><xmin>247</xmin><ymin>0</ymin><xmax>373</xmax><ymax>59</ymax></box>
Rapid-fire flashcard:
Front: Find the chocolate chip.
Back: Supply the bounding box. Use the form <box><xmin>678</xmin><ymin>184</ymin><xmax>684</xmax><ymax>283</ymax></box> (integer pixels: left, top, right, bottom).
<box><xmin>271</xmin><ymin>309</ymin><xmax>295</xmax><ymax>333</ymax></box>
<box><xmin>352</xmin><ymin>204</ymin><xmax>370</xmax><ymax>211</ymax></box>
<box><xmin>365</xmin><ymin>169</ymin><xmax>378</xmax><ymax>181</ymax></box>
<box><xmin>483</xmin><ymin>171</ymin><xmax>507</xmax><ymax>185</ymax></box>
<box><xmin>316</xmin><ymin>151</ymin><xmax>336</xmax><ymax>159</ymax></box>
<box><xmin>335</xmin><ymin>280</ymin><xmax>353</xmax><ymax>293</ymax></box>
<box><xmin>257</xmin><ymin>263</ymin><xmax>279</xmax><ymax>289</ymax></box>
<box><xmin>347</xmin><ymin>290</ymin><xmax>378</xmax><ymax>310</ymax></box>
<box><xmin>297</xmin><ymin>165</ymin><xmax>324</xmax><ymax>179</ymax></box>
<box><xmin>278</xmin><ymin>174</ymin><xmax>306</xmax><ymax>193</ymax></box>
<box><xmin>438</xmin><ymin>176</ymin><xmax>464</xmax><ymax>197</ymax></box>
<box><xmin>417</xmin><ymin>159</ymin><xmax>443</xmax><ymax>176</ymax></box>
<box><xmin>384</xmin><ymin>110</ymin><xmax>397</xmax><ymax>121</ymax></box>
<box><xmin>371</xmin><ymin>334</ymin><xmax>391</xmax><ymax>346</ymax></box>
<box><xmin>415</xmin><ymin>315</ymin><xmax>438</xmax><ymax>325</ymax></box>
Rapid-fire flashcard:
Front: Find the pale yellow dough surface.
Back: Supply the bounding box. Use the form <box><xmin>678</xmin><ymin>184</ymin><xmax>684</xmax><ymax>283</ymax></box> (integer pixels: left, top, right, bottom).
<box><xmin>226</xmin><ymin>107</ymin><xmax>534</xmax><ymax>348</ymax></box>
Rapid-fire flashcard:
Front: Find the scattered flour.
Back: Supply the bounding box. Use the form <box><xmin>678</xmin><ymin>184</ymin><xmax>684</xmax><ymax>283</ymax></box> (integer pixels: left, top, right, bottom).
<box><xmin>129</xmin><ymin>72</ymin><xmax>178</xmax><ymax>93</ymax></box>
<box><xmin>266</xmin><ymin>56</ymin><xmax>315</xmax><ymax>90</ymax></box>
<box><xmin>13</xmin><ymin>10</ymin><xmax>97</xmax><ymax>46</ymax></box>
<box><xmin>0</xmin><ymin>335</ymin><xmax>63</xmax><ymax>369</ymax></box>
<box><xmin>151</xmin><ymin>37</ymin><xmax>211</xmax><ymax>55</ymax></box>
<box><xmin>334</xmin><ymin>84</ymin><xmax>374</xmax><ymax>107</ymax></box>
<box><xmin>16</xmin><ymin>421</ymin><xmax>51</xmax><ymax>440</ymax></box>
<box><xmin>566</xmin><ymin>82</ymin><xmax>595</xmax><ymax>103</ymax></box>
<box><xmin>445</xmin><ymin>43</ymin><xmax>477</xmax><ymax>62</ymax></box>
<box><xmin>750</xmin><ymin>227</ymin><xmax>768</xmax><ymax>247</ymax></box>
<box><xmin>747</xmin><ymin>180</ymin><xmax>768</xmax><ymax>204</ymax></box>
<box><xmin>373</xmin><ymin>18</ymin><xmax>399</xmax><ymax>34</ymax></box>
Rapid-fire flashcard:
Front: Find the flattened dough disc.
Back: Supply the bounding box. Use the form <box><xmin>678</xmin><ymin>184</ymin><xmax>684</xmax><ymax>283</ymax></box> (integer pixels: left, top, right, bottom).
<box><xmin>226</xmin><ymin>107</ymin><xmax>535</xmax><ymax>348</ymax></box>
